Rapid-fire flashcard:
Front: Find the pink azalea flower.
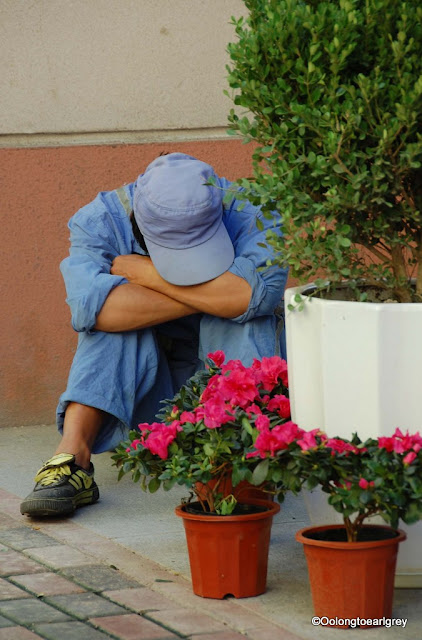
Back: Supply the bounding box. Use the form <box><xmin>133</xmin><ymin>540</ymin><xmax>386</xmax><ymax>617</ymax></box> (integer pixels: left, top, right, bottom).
<box><xmin>267</xmin><ymin>394</ymin><xmax>291</xmax><ymax>419</ymax></box>
<box><xmin>200</xmin><ymin>374</ymin><xmax>221</xmax><ymax>402</ymax></box>
<box><xmin>403</xmin><ymin>451</ymin><xmax>417</xmax><ymax>465</ymax></box>
<box><xmin>252</xmin><ymin>356</ymin><xmax>288</xmax><ymax>390</ymax></box>
<box><xmin>250</xmin><ymin>421</ymin><xmax>302</xmax><ymax>458</ymax></box>
<box><xmin>203</xmin><ymin>394</ymin><xmax>234</xmax><ymax>429</ymax></box>
<box><xmin>391</xmin><ymin>428</ymin><xmax>415</xmax><ymax>453</ymax></box>
<box><xmin>219</xmin><ymin>368</ymin><xmax>259</xmax><ymax>408</ymax></box>
<box><xmin>378</xmin><ymin>436</ymin><xmax>395</xmax><ymax>452</ymax></box>
<box><xmin>255</xmin><ymin>414</ymin><xmax>270</xmax><ymax>432</ymax></box>
<box><xmin>194</xmin><ymin>406</ymin><xmax>205</xmax><ymax>421</ymax></box>
<box><xmin>245</xmin><ymin>403</ymin><xmax>263</xmax><ymax>417</ymax></box>
<box><xmin>221</xmin><ymin>359</ymin><xmax>246</xmax><ymax>374</ymax></box>
<box><xmin>297</xmin><ymin>429</ymin><xmax>319</xmax><ymax>451</ymax></box>
<box><xmin>207</xmin><ymin>350</ymin><xmax>225</xmax><ymax>367</ymax></box>
<box><xmin>138</xmin><ymin>421</ymin><xmax>163</xmax><ymax>433</ymax></box>
<box><xmin>378</xmin><ymin>428</ymin><xmax>422</xmax><ymax>454</ymax></box>
<box><xmin>179</xmin><ymin>411</ymin><xmax>196</xmax><ymax>424</ymax></box>
<box><xmin>251</xmin><ymin>429</ymin><xmax>276</xmax><ymax>458</ymax></box>
<box><xmin>141</xmin><ymin>420</ymin><xmax>182</xmax><ymax>459</ymax></box>
<box><xmin>275</xmin><ymin>421</ymin><xmax>303</xmax><ymax>445</ymax></box>
<box><xmin>358</xmin><ymin>478</ymin><xmax>374</xmax><ymax>489</ymax></box>
<box><xmin>326</xmin><ymin>438</ymin><xmax>360</xmax><ymax>456</ymax></box>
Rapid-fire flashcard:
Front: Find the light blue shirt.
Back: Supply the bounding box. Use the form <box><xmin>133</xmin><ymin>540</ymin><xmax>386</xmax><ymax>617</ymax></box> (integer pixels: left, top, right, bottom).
<box><xmin>60</xmin><ymin>177</ymin><xmax>288</xmax><ymax>334</ymax></box>
<box><xmin>57</xmin><ymin>177</ymin><xmax>288</xmax><ymax>452</ymax></box>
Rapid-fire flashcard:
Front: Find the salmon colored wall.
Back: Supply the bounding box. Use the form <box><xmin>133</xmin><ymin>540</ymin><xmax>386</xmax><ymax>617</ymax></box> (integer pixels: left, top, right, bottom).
<box><xmin>0</xmin><ymin>139</ymin><xmax>261</xmax><ymax>428</ymax></box>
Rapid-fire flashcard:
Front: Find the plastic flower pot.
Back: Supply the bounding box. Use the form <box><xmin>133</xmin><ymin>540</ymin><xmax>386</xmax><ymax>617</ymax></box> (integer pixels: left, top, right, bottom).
<box><xmin>175</xmin><ymin>498</ymin><xmax>280</xmax><ymax>599</ymax></box>
<box><xmin>296</xmin><ymin>524</ymin><xmax>407</xmax><ymax>627</ymax></box>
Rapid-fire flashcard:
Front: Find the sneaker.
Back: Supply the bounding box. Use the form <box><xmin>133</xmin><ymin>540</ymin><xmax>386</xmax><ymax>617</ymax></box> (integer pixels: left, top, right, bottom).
<box><xmin>20</xmin><ymin>453</ymin><xmax>99</xmax><ymax>517</ymax></box>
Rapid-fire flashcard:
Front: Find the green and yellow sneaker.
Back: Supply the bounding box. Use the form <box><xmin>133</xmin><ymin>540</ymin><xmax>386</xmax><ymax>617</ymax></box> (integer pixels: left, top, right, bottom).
<box><xmin>20</xmin><ymin>453</ymin><xmax>99</xmax><ymax>517</ymax></box>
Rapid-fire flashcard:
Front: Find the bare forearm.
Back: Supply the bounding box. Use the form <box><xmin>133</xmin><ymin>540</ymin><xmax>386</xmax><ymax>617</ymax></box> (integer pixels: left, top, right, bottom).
<box><xmin>110</xmin><ymin>255</ymin><xmax>252</xmax><ymax>318</ymax></box>
<box><xmin>94</xmin><ymin>283</ymin><xmax>198</xmax><ymax>332</ymax></box>
<box><xmin>152</xmin><ymin>271</ymin><xmax>251</xmax><ymax>318</ymax></box>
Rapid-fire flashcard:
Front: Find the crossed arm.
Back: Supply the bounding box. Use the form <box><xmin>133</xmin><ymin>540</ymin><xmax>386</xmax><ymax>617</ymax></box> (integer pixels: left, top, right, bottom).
<box><xmin>94</xmin><ymin>254</ymin><xmax>251</xmax><ymax>332</ymax></box>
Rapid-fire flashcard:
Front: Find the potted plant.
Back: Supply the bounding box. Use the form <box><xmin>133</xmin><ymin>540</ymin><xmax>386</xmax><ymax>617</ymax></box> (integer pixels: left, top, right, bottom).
<box><xmin>225</xmin><ymin>0</ymin><xmax>422</xmax><ymax>584</ymax></box>
<box><xmin>247</xmin><ymin>422</ymin><xmax>422</xmax><ymax>625</ymax></box>
<box><xmin>112</xmin><ymin>351</ymin><xmax>292</xmax><ymax>598</ymax></box>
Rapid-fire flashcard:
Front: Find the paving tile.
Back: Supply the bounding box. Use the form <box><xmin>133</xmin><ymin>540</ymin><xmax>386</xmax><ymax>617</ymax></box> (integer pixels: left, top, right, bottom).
<box><xmin>104</xmin><ymin>587</ymin><xmax>178</xmax><ymax>612</ymax></box>
<box><xmin>0</xmin><ymin>513</ymin><xmax>19</xmax><ymax>530</ymax></box>
<box><xmin>0</xmin><ymin>528</ymin><xmax>59</xmax><ymax>551</ymax></box>
<box><xmin>10</xmin><ymin>572</ymin><xmax>85</xmax><ymax>596</ymax></box>
<box><xmin>0</xmin><ymin>551</ymin><xmax>44</xmax><ymax>576</ymax></box>
<box><xmin>197</xmin><ymin>599</ymin><xmax>284</xmax><ymax>632</ymax></box>
<box><xmin>45</xmin><ymin>592</ymin><xmax>127</xmax><ymax>620</ymax></box>
<box><xmin>36</xmin><ymin>524</ymin><xmax>109</xmax><ymax>548</ymax></box>
<box><xmin>0</xmin><ymin>598</ymin><xmax>71</xmax><ymax>624</ymax></box>
<box><xmin>0</xmin><ymin>627</ymin><xmax>43</xmax><ymax>639</ymax></box>
<box><xmin>0</xmin><ymin>492</ymin><xmax>22</xmax><ymax>519</ymax></box>
<box><xmin>25</xmin><ymin>545</ymin><xmax>93</xmax><ymax>569</ymax></box>
<box><xmin>245</xmin><ymin>626</ymin><xmax>304</xmax><ymax>640</ymax></box>
<box><xmin>34</xmin><ymin>620</ymin><xmax>115</xmax><ymax>640</ymax></box>
<box><xmin>196</xmin><ymin>633</ymin><xmax>249</xmax><ymax>640</ymax></box>
<box><xmin>90</xmin><ymin>613</ymin><xmax>178</xmax><ymax>639</ymax></box>
<box><xmin>148</xmin><ymin>609</ymin><xmax>229</xmax><ymax>635</ymax></box>
<box><xmin>61</xmin><ymin>565</ymin><xmax>140</xmax><ymax>591</ymax></box>
<box><xmin>0</xmin><ymin>614</ymin><xmax>15</xmax><ymax>627</ymax></box>
<box><xmin>0</xmin><ymin>578</ymin><xmax>31</xmax><ymax>600</ymax></box>
<box><xmin>152</xmin><ymin>580</ymin><xmax>208</xmax><ymax>608</ymax></box>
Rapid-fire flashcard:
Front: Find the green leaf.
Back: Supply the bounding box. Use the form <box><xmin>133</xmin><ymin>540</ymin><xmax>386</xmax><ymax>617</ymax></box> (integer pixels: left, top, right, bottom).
<box><xmin>148</xmin><ymin>477</ymin><xmax>160</xmax><ymax>493</ymax></box>
<box><xmin>252</xmin><ymin>458</ymin><xmax>270</xmax><ymax>486</ymax></box>
<box><xmin>203</xmin><ymin>443</ymin><xmax>214</xmax><ymax>457</ymax></box>
<box><xmin>333</xmin><ymin>165</ymin><xmax>345</xmax><ymax>174</ymax></box>
<box><xmin>359</xmin><ymin>490</ymin><xmax>371</xmax><ymax>504</ymax></box>
<box><xmin>241</xmin><ymin>417</ymin><xmax>254</xmax><ymax>435</ymax></box>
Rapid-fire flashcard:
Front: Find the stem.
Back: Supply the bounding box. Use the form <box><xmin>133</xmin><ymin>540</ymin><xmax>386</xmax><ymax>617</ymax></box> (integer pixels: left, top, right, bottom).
<box><xmin>346</xmin><ymin>508</ymin><xmax>379</xmax><ymax>542</ymax></box>
<box><xmin>343</xmin><ymin>516</ymin><xmax>356</xmax><ymax>542</ymax></box>
<box><xmin>391</xmin><ymin>244</ymin><xmax>412</xmax><ymax>302</ymax></box>
<box><xmin>416</xmin><ymin>231</ymin><xmax>422</xmax><ymax>299</ymax></box>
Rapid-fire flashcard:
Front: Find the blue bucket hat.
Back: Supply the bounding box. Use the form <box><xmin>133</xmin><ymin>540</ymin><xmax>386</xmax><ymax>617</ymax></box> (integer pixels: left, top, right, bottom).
<box><xmin>133</xmin><ymin>153</ymin><xmax>234</xmax><ymax>285</ymax></box>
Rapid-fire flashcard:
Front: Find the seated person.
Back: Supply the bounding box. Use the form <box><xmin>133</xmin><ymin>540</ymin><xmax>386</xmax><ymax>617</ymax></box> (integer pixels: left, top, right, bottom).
<box><xmin>20</xmin><ymin>152</ymin><xmax>288</xmax><ymax>518</ymax></box>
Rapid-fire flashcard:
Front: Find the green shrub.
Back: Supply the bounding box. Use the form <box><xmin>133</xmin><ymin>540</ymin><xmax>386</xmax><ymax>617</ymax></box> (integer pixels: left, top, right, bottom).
<box><xmin>226</xmin><ymin>0</ymin><xmax>422</xmax><ymax>302</ymax></box>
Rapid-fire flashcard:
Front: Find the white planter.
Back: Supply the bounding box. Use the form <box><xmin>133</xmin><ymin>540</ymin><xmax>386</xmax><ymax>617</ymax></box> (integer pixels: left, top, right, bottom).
<box><xmin>285</xmin><ymin>285</ymin><xmax>422</xmax><ymax>587</ymax></box>
<box><xmin>285</xmin><ymin>285</ymin><xmax>422</xmax><ymax>438</ymax></box>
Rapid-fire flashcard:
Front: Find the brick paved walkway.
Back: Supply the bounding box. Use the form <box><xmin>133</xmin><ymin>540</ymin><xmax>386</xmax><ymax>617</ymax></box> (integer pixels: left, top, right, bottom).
<box><xmin>0</xmin><ymin>489</ymin><xmax>302</xmax><ymax>640</ymax></box>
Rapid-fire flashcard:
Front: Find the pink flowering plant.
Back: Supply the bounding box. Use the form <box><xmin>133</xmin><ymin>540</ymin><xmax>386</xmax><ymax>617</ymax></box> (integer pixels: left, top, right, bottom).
<box><xmin>112</xmin><ymin>351</ymin><xmax>292</xmax><ymax>514</ymax></box>
<box><xmin>252</xmin><ymin>425</ymin><xmax>422</xmax><ymax>542</ymax></box>
<box><xmin>112</xmin><ymin>350</ymin><xmax>422</xmax><ymax>529</ymax></box>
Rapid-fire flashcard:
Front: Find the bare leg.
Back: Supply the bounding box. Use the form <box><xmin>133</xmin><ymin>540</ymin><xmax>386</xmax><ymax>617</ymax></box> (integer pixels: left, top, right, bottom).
<box><xmin>54</xmin><ymin>402</ymin><xmax>105</xmax><ymax>469</ymax></box>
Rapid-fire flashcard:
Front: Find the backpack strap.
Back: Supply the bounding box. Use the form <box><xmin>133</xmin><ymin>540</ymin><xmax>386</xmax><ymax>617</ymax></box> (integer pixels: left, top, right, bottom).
<box><xmin>115</xmin><ymin>185</ymin><xmax>132</xmax><ymax>217</ymax></box>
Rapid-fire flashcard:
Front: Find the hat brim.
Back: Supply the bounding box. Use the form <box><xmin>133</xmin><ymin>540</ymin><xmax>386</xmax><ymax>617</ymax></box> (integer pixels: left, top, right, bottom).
<box><xmin>145</xmin><ymin>220</ymin><xmax>235</xmax><ymax>286</ymax></box>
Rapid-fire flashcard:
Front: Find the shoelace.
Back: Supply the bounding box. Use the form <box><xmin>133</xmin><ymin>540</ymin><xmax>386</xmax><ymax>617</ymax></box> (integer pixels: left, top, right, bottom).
<box><xmin>34</xmin><ymin>464</ymin><xmax>72</xmax><ymax>486</ymax></box>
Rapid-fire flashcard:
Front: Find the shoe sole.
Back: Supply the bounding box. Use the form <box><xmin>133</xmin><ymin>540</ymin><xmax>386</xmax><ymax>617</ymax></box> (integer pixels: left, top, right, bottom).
<box><xmin>20</xmin><ymin>486</ymin><xmax>100</xmax><ymax>517</ymax></box>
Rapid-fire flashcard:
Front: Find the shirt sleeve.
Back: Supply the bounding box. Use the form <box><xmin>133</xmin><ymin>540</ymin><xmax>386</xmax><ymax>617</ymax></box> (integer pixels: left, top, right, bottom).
<box><xmin>218</xmin><ymin>177</ymin><xmax>288</xmax><ymax>324</ymax></box>
<box><xmin>60</xmin><ymin>200</ymin><xmax>128</xmax><ymax>333</ymax></box>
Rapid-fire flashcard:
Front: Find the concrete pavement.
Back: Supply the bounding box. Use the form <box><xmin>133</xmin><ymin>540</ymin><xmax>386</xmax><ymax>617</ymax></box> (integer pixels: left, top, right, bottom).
<box><xmin>0</xmin><ymin>424</ymin><xmax>420</xmax><ymax>640</ymax></box>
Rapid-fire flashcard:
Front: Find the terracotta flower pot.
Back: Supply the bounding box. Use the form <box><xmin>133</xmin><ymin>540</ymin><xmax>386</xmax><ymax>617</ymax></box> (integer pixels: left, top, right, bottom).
<box><xmin>296</xmin><ymin>524</ymin><xmax>407</xmax><ymax>627</ymax></box>
<box><xmin>175</xmin><ymin>499</ymin><xmax>280</xmax><ymax>599</ymax></box>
